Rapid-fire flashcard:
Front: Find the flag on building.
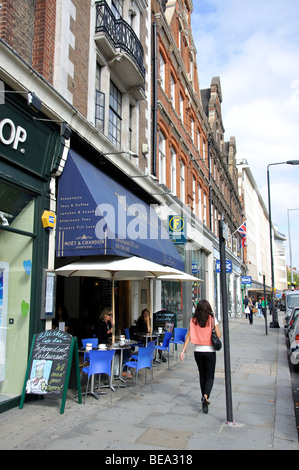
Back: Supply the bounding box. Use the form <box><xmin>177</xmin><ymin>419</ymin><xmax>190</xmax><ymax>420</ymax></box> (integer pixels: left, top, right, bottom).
<box><xmin>237</xmin><ymin>221</ymin><xmax>246</xmax><ymax>247</ymax></box>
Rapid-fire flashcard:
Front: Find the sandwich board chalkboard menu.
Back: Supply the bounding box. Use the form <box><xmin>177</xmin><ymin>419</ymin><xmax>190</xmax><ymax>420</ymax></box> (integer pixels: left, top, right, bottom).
<box><xmin>19</xmin><ymin>330</ymin><xmax>81</xmax><ymax>414</ymax></box>
<box><xmin>153</xmin><ymin>310</ymin><xmax>177</xmax><ymax>332</ymax></box>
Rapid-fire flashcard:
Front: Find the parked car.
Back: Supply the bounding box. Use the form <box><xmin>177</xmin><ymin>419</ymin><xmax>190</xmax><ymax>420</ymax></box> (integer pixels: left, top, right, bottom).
<box><xmin>284</xmin><ymin>306</ymin><xmax>299</xmax><ymax>337</ymax></box>
<box><xmin>288</xmin><ymin>312</ymin><xmax>299</xmax><ymax>372</ymax></box>
<box><xmin>283</xmin><ymin>290</ymin><xmax>299</xmax><ymax>315</ymax></box>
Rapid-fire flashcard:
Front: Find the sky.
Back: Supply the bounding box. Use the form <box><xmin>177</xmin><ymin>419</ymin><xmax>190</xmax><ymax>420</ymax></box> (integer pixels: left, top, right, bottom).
<box><xmin>191</xmin><ymin>0</ymin><xmax>299</xmax><ymax>279</ymax></box>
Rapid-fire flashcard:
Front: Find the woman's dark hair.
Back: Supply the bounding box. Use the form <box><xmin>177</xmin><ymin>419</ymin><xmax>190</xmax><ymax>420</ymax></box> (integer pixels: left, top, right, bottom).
<box><xmin>193</xmin><ymin>299</ymin><xmax>213</xmax><ymax>327</ymax></box>
<box><xmin>141</xmin><ymin>308</ymin><xmax>150</xmax><ymax>318</ymax></box>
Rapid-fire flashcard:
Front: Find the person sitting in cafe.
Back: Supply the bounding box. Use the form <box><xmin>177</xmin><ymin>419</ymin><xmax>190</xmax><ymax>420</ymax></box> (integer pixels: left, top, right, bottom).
<box><xmin>95</xmin><ymin>307</ymin><xmax>113</xmax><ymax>344</ymax></box>
<box><xmin>136</xmin><ymin>308</ymin><xmax>151</xmax><ymax>336</ymax></box>
<box><xmin>137</xmin><ymin>308</ymin><xmax>166</xmax><ymax>362</ymax></box>
<box><xmin>96</xmin><ymin>307</ymin><xmax>132</xmax><ymax>378</ymax></box>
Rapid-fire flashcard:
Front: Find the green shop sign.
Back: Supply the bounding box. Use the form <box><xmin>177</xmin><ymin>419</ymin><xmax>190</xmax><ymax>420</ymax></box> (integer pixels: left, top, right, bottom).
<box><xmin>0</xmin><ymin>94</ymin><xmax>60</xmax><ymax>178</ymax></box>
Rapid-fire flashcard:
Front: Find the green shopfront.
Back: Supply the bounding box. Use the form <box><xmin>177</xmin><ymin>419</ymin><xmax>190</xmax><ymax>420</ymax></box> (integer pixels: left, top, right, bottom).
<box><xmin>0</xmin><ymin>86</ymin><xmax>61</xmax><ymax>412</ymax></box>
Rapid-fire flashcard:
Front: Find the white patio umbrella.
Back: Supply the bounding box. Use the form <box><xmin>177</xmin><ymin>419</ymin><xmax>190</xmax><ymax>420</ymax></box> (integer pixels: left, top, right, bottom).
<box><xmin>154</xmin><ymin>272</ymin><xmax>202</xmax><ymax>282</ymax></box>
<box><xmin>55</xmin><ymin>256</ymin><xmax>179</xmax><ymax>342</ymax></box>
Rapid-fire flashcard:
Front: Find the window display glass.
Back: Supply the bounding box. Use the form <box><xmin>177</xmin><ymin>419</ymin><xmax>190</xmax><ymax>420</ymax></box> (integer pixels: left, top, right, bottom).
<box><xmin>0</xmin><ymin>181</ymin><xmax>34</xmax><ymax>403</ymax></box>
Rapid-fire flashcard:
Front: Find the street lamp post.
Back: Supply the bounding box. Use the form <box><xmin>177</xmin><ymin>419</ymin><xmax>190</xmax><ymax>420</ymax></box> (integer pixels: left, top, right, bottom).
<box><xmin>288</xmin><ymin>208</ymin><xmax>299</xmax><ymax>289</ymax></box>
<box><xmin>267</xmin><ymin>160</ymin><xmax>299</xmax><ymax>328</ymax></box>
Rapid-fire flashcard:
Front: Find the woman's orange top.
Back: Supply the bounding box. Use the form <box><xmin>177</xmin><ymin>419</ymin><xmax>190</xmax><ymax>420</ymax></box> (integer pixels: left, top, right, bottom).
<box><xmin>189</xmin><ymin>316</ymin><xmax>213</xmax><ymax>346</ymax></box>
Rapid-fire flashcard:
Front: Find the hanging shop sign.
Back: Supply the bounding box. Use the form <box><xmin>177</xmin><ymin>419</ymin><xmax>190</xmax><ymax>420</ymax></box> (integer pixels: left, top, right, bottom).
<box><xmin>168</xmin><ymin>215</ymin><xmax>187</xmax><ymax>244</ymax></box>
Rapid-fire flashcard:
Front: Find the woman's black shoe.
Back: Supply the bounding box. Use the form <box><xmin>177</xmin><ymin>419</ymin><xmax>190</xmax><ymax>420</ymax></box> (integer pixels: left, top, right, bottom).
<box><xmin>201</xmin><ymin>397</ymin><xmax>209</xmax><ymax>414</ymax></box>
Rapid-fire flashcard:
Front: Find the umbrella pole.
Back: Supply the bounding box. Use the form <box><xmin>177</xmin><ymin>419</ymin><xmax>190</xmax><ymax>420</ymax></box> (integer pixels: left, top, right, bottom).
<box><xmin>149</xmin><ymin>278</ymin><xmax>152</xmax><ymax>334</ymax></box>
<box><xmin>112</xmin><ymin>273</ymin><xmax>115</xmax><ymax>344</ymax></box>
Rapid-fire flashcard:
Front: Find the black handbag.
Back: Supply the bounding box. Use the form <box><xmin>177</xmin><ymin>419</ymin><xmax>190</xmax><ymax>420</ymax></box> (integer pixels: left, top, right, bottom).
<box><xmin>211</xmin><ymin>317</ymin><xmax>222</xmax><ymax>351</ymax></box>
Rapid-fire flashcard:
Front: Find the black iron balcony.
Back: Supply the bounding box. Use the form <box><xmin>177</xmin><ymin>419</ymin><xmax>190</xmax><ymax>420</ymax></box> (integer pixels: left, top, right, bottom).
<box><xmin>95</xmin><ymin>1</ymin><xmax>145</xmax><ymax>81</ymax></box>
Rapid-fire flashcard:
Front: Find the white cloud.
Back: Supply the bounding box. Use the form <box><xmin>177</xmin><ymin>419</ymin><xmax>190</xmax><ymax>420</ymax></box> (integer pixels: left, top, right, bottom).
<box><xmin>192</xmin><ymin>0</ymin><xmax>299</xmax><ymax>270</ymax></box>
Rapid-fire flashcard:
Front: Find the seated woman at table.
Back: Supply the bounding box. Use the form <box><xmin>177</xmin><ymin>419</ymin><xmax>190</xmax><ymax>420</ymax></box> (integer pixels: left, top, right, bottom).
<box><xmin>95</xmin><ymin>307</ymin><xmax>132</xmax><ymax>378</ymax></box>
<box><xmin>136</xmin><ymin>308</ymin><xmax>151</xmax><ymax>336</ymax></box>
<box><xmin>95</xmin><ymin>307</ymin><xmax>113</xmax><ymax>344</ymax></box>
<box><xmin>137</xmin><ymin>309</ymin><xmax>166</xmax><ymax>362</ymax></box>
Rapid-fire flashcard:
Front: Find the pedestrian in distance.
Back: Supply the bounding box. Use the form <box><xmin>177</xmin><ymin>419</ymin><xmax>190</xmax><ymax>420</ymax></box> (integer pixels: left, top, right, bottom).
<box><xmin>258</xmin><ymin>298</ymin><xmax>263</xmax><ymax>317</ymax></box>
<box><xmin>248</xmin><ymin>297</ymin><xmax>253</xmax><ymax>325</ymax></box>
<box><xmin>180</xmin><ymin>299</ymin><xmax>221</xmax><ymax>414</ymax></box>
<box><xmin>243</xmin><ymin>295</ymin><xmax>249</xmax><ymax>319</ymax></box>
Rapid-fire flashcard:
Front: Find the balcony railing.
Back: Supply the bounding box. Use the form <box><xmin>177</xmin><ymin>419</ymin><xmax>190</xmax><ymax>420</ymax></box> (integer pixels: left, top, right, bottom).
<box><xmin>95</xmin><ymin>1</ymin><xmax>145</xmax><ymax>79</ymax></box>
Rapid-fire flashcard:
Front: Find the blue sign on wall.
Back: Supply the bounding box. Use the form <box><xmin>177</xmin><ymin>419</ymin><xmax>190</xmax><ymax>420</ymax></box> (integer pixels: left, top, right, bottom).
<box><xmin>215</xmin><ymin>259</ymin><xmax>232</xmax><ymax>273</ymax></box>
<box><xmin>241</xmin><ymin>276</ymin><xmax>252</xmax><ymax>285</ymax></box>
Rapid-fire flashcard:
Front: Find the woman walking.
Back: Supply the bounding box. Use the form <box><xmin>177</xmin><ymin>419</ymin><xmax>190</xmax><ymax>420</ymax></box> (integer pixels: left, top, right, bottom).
<box><xmin>180</xmin><ymin>300</ymin><xmax>221</xmax><ymax>414</ymax></box>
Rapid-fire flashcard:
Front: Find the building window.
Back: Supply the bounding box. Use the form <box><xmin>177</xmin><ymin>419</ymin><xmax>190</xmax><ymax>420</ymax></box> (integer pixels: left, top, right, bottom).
<box><xmin>159</xmin><ymin>53</ymin><xmax>166</xmax><ymax>91</ymax></box>
<box><xmin>111</xmin><ymin>0</ymin><xmax>123</xmax><ymax>18</ymax></box>
<box><xmin>192</xmin><ymin>177</ymin><xmax>196</xmax><ymax>211</ymax></box>
<box><xmin>95</xmin><ymin>64</ymin><xmax>104</xmax><ymax>132</ymax></box>
<box><xmin>129</xmin><ymin>105</ymin><xmax>133</xmax><ymax>151</ymax></box>
<box><xmin>170</xmin><ymin>74</ymin><xmax>175</xmax><ymax>105</ymax></box>
<box><xmin>180</xmin><ymin>160</ymin><xmax>185</xmax><ymax>204</ymax></box>
<box><xmin>203</xmin><ymin>192</ymin><xmax>207</xmax><ymax>225</ymax></box>
<box><xmin>0</xmin><ymin>180</ymin><xmax>35</xmax><ymax>404</ymax></box>
<box><xmin>197</xmin><ymin>183</ymin><xmax>202</xmax><ymax>220</ymax></box>
<box><xmin>180</xmin><ymin>93</ymin><xmax>184</xmax><ymax>121</ymax></box>
<box><xmin>170</xmin><ymin>147</ymin><xmax>176</xmax><ymax>195</ymax></box>
<box><xmin>190</xmin><ymin>117</ymin><xmax>194</xmax><ymax>143</ymax></box>
<box><xmin>159</xmin><ymin>131</ymin><xmax>166</xmax><ymax>185</ymax></box>
<box><xmin>109</xmin><ymin>81</ymin><xmax>122</xmax><ymax>147</ymax></box>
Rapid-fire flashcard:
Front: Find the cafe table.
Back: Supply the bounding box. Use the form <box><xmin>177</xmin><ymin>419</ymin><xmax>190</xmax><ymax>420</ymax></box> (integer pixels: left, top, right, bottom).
<box><xmin>109</xmin><ymin>340</ymin><xmax>137</xmax><ymax>388</ymax></box>
<box><xmin>79</xmin><ymin>340</ymin><xmax>137</xmax><ymax>398</ymax></box>
<box><xmin>134</xmin><ymin>332</ymin><xmax>158</xmax><ymax>347</ymax></box>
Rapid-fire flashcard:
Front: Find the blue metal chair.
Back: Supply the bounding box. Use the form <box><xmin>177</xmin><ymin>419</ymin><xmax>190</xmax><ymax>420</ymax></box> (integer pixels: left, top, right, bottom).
<box><xmin>81</xmin><ymin>338</ymin><xmax>99</xmax><ymax>364</ymax></box>
<box><xmin>130</xmin><ymin>340</ymin><xmax>156</xmax><ymax>361</ymax></box>
<box><xmin>154</xmin><ymin>331</ymin><xmax>172</xmax><ymax>368</ymax></box>
<box><xmin>124</xmin><ymin>328</ymin><xmax>130</xmax><ymax>339</ymax></box>
<box><xmin>122</xmin><ymin>346</ymin><xmax>154</xmax><ymax>394</ymax></box>
<box><xmin>169</xmin><ymin>328</ymin><xmax>188</xmax><ymax>359</ymax></box>
<box><xmin>82</xmin><ymin>349</ymin><xmax>115</xmax><ymax>403</ymax></box>
<box><xmin>124</xmin><ymin>327</ymin><xmax>143</xmax><ymax>350</ymax></box>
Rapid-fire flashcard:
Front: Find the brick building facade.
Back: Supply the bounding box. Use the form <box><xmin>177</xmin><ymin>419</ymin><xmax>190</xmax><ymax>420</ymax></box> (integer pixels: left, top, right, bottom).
<box><xmin>0</xmin><ymin>0</ymin><xmax>246</xmax><ymax>411</ymax></box>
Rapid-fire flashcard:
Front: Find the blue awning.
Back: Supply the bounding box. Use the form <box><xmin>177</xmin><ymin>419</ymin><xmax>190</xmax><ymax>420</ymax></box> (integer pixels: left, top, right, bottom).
<box><xmin>56</xmin><ymin>149</ymin><xmax>184</xmax><ymax>270</ymax></box>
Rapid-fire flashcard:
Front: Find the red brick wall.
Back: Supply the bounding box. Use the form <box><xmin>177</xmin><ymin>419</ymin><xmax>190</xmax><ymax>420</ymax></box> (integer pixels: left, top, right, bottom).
<box><xmin>68</xmin><ymin>0</ymin><xmax>90</xmax><ymax>117</ymax></box>
<box><xmin>0</xmin><ymin>0</ymin><xmax>56</xmax><ymax>84</ymax></box>
<box><xmin>32</xmin><ymin>0</ymin><xmax>56</xmax><ymax>84</ymax></box>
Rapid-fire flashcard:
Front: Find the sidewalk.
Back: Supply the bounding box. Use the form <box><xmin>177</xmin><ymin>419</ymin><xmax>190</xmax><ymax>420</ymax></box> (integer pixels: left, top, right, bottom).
<box><xmin>0</xmin><ymin>311</ymin><xmax>298</xmax><ymax>451</ymax></box>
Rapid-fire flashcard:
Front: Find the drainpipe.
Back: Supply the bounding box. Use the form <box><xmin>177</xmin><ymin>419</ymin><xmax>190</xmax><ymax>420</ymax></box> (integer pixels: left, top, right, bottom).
<box><xmin>152</xmin><ymin>21</ymin><xmax>157</xmax><ymax>177</ymax></box>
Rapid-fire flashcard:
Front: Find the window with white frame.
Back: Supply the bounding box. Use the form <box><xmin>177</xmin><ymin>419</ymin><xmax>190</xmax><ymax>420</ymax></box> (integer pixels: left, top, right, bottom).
<box><xmin>192</xmin><ymin>177</ymin><xmax>196</xmax><ymax>210</ymax></box>
<box><xmin>214</xmin><ymin>207</ymin><xmax>218</xmax><ymax>236</ymax></box>
<box><xmin>95</xmin><ymin>63</ymin><xmax>104</xmax><ymax>132</ymax></box>
<box><xmin>159</xmin><ymin>53</ymin><xmax>166</xmax><ymax>91</ymax></box>
<box><xmin>109</xmin><ymin>81</ymin><xmax>122</xmax><ymax>147</ymax></box>
<box><xmin>180</xmin><ymin>160</ymin><xmax>185</xmax><ymax>204</ymax></box>
<box><xmin>159</xmin><ymin>131</ymin><xmax>166</xmax><ymax>185</ymax></box>
<box><xmin>180</xmin><ymin>92</ymin><xmax>184</xmax><ymax>121</ymax></box>
<box><xmin>203</xmin><ymin>192</ymin><xmax>207</xmax><ymax>225</ymax></box>
<box><xmin>197</xmin><ymin>183</ymin><xmax>202</xmax><ymax>220</ymax></box>
<box><xmin>129</xmin><ymin>105</ymin><xmax>133</xmax><ymax>151</ymax></box>
<box><xmin>170</xmin><ymin>74</ymin><xmax>175</xmax><ymax>106</ymax></box>
<box><xmin>170</xmin><ymin>147</ymin><xmax>176</xmax><ymax>194</ymax></box>
<box><xmin>190</xmin><ymin>117</ymin><xmax>194</xmax><ymax>143</ymax></box>
<box><xmin>203</xmin><ymin>139</ymin><xmax>206</xmax><ymax>160</ymax></box>
<box><xmin>111</xmin><ymin>0</ymin><xmax>123</xmax><ymax>18</ymax></box>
